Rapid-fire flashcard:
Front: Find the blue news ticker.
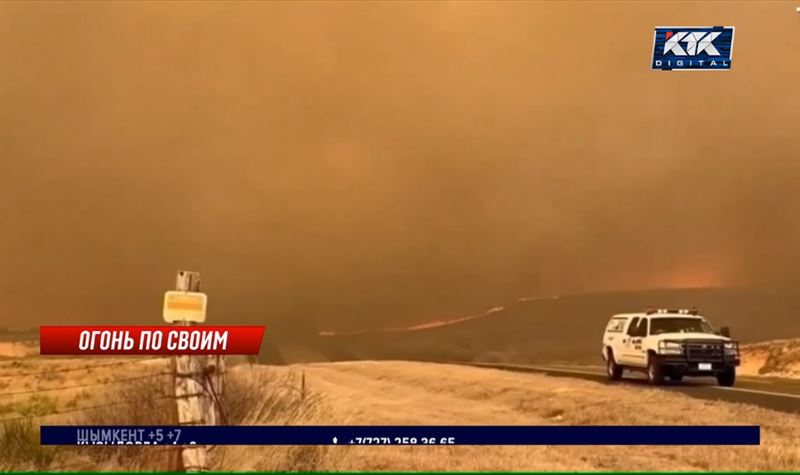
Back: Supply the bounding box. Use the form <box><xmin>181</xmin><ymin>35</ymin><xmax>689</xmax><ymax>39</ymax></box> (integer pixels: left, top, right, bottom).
<box><xmin>41</xmin><ymin>425</ymin><xmax>760</xmax><ymax>446</ymax></box>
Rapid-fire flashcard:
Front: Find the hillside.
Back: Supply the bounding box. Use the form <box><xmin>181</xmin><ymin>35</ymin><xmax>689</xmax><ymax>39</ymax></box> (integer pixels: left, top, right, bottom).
<box><xmin>263</xmin><ymin>287</ymin><xmax>800</xmax><ymax>365</ymax></box>
<box><xmin>740</xmin><ymin>339</ymin><xmax>800</xmax><ymax>378</ymax></box>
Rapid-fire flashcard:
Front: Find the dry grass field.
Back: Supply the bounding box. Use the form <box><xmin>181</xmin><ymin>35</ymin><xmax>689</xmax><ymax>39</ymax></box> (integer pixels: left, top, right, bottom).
<box><xmin>3</xmin><ymin>354</ymin><xmax>799</xmax><ymax>471</ymax></box>
<box><xmin>0</xmin><ymin>342</ymin><xmax>37</xmax><ymax>359</ymax></box>
<box><xmin>214</xmin><ymin>362</ymin><xmax>800</xmax><ymax>472</ymax></box>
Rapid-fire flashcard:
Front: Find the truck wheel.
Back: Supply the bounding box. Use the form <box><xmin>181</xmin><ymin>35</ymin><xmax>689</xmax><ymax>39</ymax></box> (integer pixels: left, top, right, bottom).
<box><xmin>717</xmin><ymin>368</ymin><xmax>736</xmax><ymax>387</ymax></box>
<box><xmin>606</xmin><ymin>350</ymin><xmax>622</xmax><ymax>381</ymax></box>
<box><xmin>647</xmin><ymin>355</ymin><xmax>665</xmax><ymax>385</ymax></box>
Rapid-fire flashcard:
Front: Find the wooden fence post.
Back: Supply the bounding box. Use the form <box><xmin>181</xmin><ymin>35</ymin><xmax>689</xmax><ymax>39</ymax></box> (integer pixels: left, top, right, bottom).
<box><xmin>167</xmin><ymin>351</ymin><xmax>182</xmax><ymax>471</ymax></box>
<box><xmin>172</xmin><ymin>270</ymin><xmax>208</xmax><ymax>472</ymax></box>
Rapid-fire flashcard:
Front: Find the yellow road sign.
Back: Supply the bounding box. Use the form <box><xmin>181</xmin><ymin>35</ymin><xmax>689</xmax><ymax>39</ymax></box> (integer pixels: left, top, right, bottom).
<box><xmin>163</xmin><ymin>291</ymin><xmax>207</xmax><ymax>323</ymax></box>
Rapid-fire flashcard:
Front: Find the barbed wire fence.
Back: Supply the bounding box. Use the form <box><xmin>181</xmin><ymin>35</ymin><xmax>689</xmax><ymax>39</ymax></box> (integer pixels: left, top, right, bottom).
<box><xmin>0</xmin><ymin>357</ymin><xmax>166</xmax><ymax>471</ymax></box>
<box><xmin>0</xmin><ymin>271</ymin><xmax>231</xmax><ymax>472</ymax></box>
<box><xmin>0</xmin><ymin>355</ymin><xmax>319</xmax><ymax>473</ymax></box>
<box><xmin>0</xmin><ymin>357</ymin><xmax>169</xmax><ymax>413</ymax></box>
<box><xmin>0</xmin><ymin>358</ymin><xmax>167</xmax><ymax>378</ymax></box>
<box><xmin>0</xmin><ymin>352</ymin><xmax>230</xmax><ymax>472</ymax></box>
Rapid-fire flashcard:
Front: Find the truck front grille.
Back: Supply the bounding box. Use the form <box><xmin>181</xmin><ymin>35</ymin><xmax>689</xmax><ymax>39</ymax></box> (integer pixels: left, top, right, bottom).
<box><xmin>684</xmin><ymin>343</ymin><xmax>724</xmax><ymax>361</ymax></box>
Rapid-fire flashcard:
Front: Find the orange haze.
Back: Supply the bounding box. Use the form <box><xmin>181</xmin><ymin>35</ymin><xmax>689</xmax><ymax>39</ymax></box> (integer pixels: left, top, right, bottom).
<box><xmin>1</xmin><ymin>1</ymin><xmax>798</xmax><ymax>332</ymax></box>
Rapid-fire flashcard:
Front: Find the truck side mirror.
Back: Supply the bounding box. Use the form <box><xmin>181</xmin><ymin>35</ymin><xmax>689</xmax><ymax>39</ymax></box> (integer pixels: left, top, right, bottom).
<box><xmin>719</xmin><ymin>326</ymin><xmax>730</xmax><ymax>338</ymax></box>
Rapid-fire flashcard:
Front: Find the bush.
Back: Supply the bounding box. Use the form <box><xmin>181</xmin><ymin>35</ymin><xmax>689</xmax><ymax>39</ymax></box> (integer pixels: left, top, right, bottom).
<box><xmin>0</xmin><ymin>394</ymin><xmax>58</xmax><ymax>418</ymax></box>
<box><xmin>212</xmin><ymin>366</ymin><xmax>332</xmax><ymax>472</ymax></box>
<box><xmin>0</xmin><ymin>419</ymin><xmax>56</xmax><ymax>471</ymax></box>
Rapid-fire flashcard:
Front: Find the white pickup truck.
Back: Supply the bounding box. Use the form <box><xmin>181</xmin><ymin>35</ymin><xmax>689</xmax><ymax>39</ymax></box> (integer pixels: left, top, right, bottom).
<box><xmin>601</xmin><ymin>308</ymin><xmax>740</xmax><ymax>386</ymax></box>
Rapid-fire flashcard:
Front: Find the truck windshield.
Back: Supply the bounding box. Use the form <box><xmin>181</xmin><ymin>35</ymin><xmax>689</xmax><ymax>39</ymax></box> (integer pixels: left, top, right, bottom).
<box><xmin>650</xmin><ymin>317</ymin><xmax>714</xmax><ymax>335</ymax></box>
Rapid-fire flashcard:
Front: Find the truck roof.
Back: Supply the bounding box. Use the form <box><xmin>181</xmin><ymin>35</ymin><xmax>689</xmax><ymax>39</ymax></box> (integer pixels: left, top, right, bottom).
<box><xmin>610</xmin><ymin>312</ymin><xmax>705</xmax><ymax>319</ymax></box>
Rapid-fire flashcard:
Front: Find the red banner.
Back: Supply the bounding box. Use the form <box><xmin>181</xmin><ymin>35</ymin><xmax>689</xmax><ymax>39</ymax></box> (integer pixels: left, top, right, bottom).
<box><xmin>39</xmin><ymin>325</ymin><xmax>265</xmax><ymax>355</ymax></box>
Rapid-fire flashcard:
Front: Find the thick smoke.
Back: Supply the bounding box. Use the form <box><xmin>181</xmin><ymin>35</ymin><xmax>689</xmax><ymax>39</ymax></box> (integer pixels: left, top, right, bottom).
<box><xmin>1</xmin><ymin>2</ymin><xmax>798</xmax><ymax>330</ymax></box>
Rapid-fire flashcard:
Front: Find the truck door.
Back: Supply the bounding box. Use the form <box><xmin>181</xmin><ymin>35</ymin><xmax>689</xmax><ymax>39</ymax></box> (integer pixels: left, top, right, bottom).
<box><xmin>604</xmin><ymin>317</ymin><xmax>627</xmax><ymax>360</ymax></box>
<box><xmin>628</xmin><ymin>318</ymin><xmax>648</xmax><ymax>367</ymax></box>
<box><xmin>620</xmin><ymin>317</ymin><xmax>640</xmax><ymax>365</ymax></box>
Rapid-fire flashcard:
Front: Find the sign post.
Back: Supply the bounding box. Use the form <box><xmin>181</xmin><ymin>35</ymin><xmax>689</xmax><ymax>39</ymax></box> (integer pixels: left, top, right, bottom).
<box><xmin>169</xmin><ymin>270</ymin><xmax>209</xmax><ymax>472</ymax></box>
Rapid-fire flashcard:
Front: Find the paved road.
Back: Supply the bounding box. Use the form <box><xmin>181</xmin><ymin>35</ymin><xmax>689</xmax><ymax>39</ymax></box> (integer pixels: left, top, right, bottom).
<box><xmin>458</xmin><ymin>362</ymin><xmax>800</xmax><ymax>415</ymax></box>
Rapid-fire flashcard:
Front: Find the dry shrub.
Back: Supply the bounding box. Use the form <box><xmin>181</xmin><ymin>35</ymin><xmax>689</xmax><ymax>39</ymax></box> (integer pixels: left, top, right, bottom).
<box><xmin>0</xmin><ymin>419</ymin><xmax>56</xmax><ymax>471</ymax></box>
<box><xmin>213</xmin><ymin>365</ymin><xmax>336</xmax><ymax>472</ymax></box>
<box><xmin>226</xmin><ymin>367</ymin><xmax>313</xmax><ymax>424</ymax></box>
<box><xmin>19</xmin><ymin>394</ymin><xmax>59</xmax><ymax>418</ymax></box>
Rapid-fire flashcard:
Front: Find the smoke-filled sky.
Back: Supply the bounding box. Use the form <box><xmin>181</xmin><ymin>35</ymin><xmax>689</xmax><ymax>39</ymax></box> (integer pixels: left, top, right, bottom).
<box><xmin>1</xmin><ymin>1</ymin><xmax>798</xmax><ymax>330</ymax></box>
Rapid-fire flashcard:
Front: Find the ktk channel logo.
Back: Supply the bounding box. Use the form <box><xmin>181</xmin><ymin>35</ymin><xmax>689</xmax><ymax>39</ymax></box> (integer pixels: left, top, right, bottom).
<box><xmin>651</xmin><ymin>26</ymin><xmax>735</xmax><ymax>71</ymax></box>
